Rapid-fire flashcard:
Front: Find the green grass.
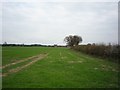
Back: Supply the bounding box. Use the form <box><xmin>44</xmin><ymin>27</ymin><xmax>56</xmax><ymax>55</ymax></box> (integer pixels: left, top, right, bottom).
<box><xmin>2</xmin><ymin>47</ymin><xmax>119</xmax><ymax>88</ymax></box>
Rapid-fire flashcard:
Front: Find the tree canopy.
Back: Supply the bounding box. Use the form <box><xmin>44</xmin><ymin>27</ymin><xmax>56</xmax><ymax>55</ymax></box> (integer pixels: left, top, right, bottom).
<box><xmin>64</xmin><ymin>35</ymin><xmax>82</xmax><ymax>47</ymax></box>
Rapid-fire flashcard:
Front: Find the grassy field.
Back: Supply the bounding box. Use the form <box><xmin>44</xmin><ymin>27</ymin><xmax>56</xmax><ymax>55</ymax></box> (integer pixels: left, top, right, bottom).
<box><xmin>2</xmin><ymin>47</ymin><xmax>119</xmax><ymax>88</ymax></box>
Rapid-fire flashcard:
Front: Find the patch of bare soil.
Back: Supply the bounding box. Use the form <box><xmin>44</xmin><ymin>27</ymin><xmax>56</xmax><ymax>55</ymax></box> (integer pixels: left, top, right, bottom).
<box><xmin>61</xmin><ymin>57</ymin><xmax>67</xmax><ymax>59</ymax></box>
<box><xmin>68</xmin><ymin>61</ymin><xmax>83</xmax><ymax>64</ymax></box>
<box><xmin>100</xmin><ymin>64</ymin><xmax>119</xmax><ymax>72</ymax></box>
<box><xmin>68</xmin><ymin>61</ymin><xmax>74</xmax><ymax>63</ymax></box>
<box><xmin>1</xmin><ymin>54</ymin><xmax>48</xmax><ymax>77</ymax></box>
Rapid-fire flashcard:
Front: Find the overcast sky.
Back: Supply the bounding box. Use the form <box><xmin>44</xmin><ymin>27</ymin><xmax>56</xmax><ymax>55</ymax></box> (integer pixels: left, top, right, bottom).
<box><xmin>1</xmin><ymin>1</ymin><xmax>118</xmax><ymax>45</ymax></box>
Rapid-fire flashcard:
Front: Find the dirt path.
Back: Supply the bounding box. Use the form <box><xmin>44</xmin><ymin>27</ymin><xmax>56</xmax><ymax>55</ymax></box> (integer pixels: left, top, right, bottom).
<box><xmin>1</xmin><ymin>53</ymin><xmax>48</xmax><ymax>77</ymax></box>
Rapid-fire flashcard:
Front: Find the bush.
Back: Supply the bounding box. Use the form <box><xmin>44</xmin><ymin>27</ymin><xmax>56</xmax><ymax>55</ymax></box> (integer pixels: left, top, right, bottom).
<box><xmin>72</xmin><ymin>44</ymin><xmax>119</xmax><ymax>63</ymax></box>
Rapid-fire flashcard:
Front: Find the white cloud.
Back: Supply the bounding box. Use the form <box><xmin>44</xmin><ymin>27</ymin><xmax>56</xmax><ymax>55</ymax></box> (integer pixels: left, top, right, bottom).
<box><xmin>2</xmin><ymin>2</ymin><xmax>118</xmax><ymax>45</ymax></box>
<box><xmin>1</xmin><ymin>0</ymin><xmax>119</xmax><ymax>2</ymax></box>
<box><xmin>0</xmin><ymin>2</ymin><xmax>2</xmax><ymax>44</ymax></box>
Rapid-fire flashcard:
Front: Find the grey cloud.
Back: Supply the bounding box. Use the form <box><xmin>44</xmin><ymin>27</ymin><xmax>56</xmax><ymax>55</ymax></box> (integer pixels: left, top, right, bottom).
<box><xmin>2</xmin><ymin>2</ymin><xmax>118</xmax><ymax>45</ymax></box>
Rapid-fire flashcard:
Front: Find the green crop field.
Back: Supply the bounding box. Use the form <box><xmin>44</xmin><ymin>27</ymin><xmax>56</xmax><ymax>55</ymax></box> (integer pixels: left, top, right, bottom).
<box><xmin>2</xmin><ymin>47</ymin><xmax>119</xmax><ymax>88</ymax></box>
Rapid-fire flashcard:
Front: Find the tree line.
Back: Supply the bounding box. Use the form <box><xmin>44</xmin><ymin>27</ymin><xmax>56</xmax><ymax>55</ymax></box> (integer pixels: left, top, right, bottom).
<box><xmin>1</xmin><ymin>42</ymin><xmax>66</xmax><ymax>47</ymax></box>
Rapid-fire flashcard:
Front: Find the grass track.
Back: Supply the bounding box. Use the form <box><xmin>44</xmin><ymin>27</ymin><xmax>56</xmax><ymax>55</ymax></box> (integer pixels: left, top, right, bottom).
<box><xmin>2</xmin><ymin>47</ymin><xmax>119</xmax><ymax>88</ymax></box>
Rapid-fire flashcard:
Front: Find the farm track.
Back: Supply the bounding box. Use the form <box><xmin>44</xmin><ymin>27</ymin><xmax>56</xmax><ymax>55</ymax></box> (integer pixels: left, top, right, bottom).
<box><xmin>1</xmin><ymin>53</ymin><xmax>48</xmax><ymax>77</ymax></box>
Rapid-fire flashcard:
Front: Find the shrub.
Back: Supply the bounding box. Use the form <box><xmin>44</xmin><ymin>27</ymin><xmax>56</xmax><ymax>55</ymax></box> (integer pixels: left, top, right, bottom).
<box><xmin>72</xmin><ymin>44</ymin><xmax>119</xmax><ymax>63</ymax></box>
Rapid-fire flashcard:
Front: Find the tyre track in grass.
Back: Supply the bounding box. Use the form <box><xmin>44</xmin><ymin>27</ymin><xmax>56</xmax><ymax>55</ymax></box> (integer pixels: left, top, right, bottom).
<box><xmin>1</xmin><ymin>53</ymin><xmax>48</xmax><ymax>77</ymax></box>
<box><xmin>1</xmin><ymin>55</ymin><xmax>42</xmax><ymax>69</ymax></box>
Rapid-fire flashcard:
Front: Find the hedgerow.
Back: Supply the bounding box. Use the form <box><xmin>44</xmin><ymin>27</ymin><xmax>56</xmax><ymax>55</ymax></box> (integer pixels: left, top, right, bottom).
<box><xmin>72</xmin><ymin>44</ymin><xmax>119</xmax><ymax>63</ymax></box>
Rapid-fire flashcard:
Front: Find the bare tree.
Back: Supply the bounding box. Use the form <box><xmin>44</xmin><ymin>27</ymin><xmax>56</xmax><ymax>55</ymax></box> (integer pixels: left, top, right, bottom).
<box><xmin>64</xmin><ymin>35</ymin><xmax>82</xmax><ymax>47</ymax></box>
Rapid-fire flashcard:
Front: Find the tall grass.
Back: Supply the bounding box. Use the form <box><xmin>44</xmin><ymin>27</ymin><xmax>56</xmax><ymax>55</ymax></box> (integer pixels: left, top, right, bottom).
<box><xmin>72</xmin><ymin>44</ymin><xmax>120</xmax><ymax>63</ymax></box>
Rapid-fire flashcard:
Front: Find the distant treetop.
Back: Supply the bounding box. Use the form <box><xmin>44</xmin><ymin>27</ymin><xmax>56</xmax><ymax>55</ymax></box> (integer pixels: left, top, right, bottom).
<box><xmin>64</xmin><ymin>35</ymin><xmax>82</xmax><ymax>47</ymax></box>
